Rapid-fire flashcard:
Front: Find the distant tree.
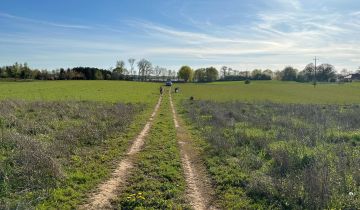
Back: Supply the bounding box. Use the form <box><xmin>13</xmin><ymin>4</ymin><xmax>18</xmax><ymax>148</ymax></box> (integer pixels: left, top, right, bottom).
<box><xmin>263</xmin><ymin>69</ymin><xmax>273</xmax><ymax>78</ymax></box>
<box><xmin>194</xmin><ymin>68</ymin><xmax>206</xmax><ymax>82</ymax></box>
<box><xmin>19</xmin><ymin>62</ymin><xmax>31</xmax><ymax>79</ymax></box>
<box><xmin>243</xmin><ymin>71</ymin><xmax>251</xmax><ymax>79</ymax></box>
<box><xmin>178</xmin><ymin>66</ymin><xmax>194</xmax><ymax>82</ymax></box>
<box><xmin>340</xmin><ymin>68</ymin><xmax>350</xmax><ymax>76</ymax></box>
<box><xmin>171</xmin><ymin>70</ymin><xmax>177</xmax><ymax>79</ymax></box>
<box><xmin>220</xmin><ymin>66</ymin><xmax>228</xmax><ymax>78</ymax></box>
<box><xmin>317</xmin><ymin>64</ymin><xmax>336</xmax><ymax>82</ymax></box>
<box><xmin>95</xmin><ymin>70</ymin><xmax>104</xmax><ymax>80</ymax></box>
<box><xmin>228</xmin><ymin>67</ymin><xmax>233</xmax><ymax>76</ymax></box>
<box><xmin>297</xmin><ymin>63</ymin><xmax>315</xmax><ymax>82</ymax></box>
<box><xmin>153</xmin><ymin>66</ymin><xmax>160</xmax><ymax>78</ymax></box>
<box><xmin>0</xmin><ymin>67</ymin><xmax>7</xmax><ymax>78</ymax></box>
<box><xmin>128</xmin><ymin>58</ymin><xmax>136</xmax><ymax>75</ymax></box>
<box><xmin>31</xmin><ymin>70</ymin><xmax>41</xmax><ymax>80</ymax></box>
<box><xmin>281</xmin><ymin>66</ymin><xmax>298</xmax><ymax>81</ymax></box>
<box><xmin>251</xmin><ymin>69</ymin><xmax>262</xmax><ymax>78</ymax></box>
<box><xmin>59</xmin><ymin>68</ymin><xmax>66</xmax><ymax>80</ymax></box>
<box><xmin>113</xmin><ymin>60</ymin><xmax>127</xmax><ymax>76</ymax></box>
<box><xmin>251</xmin><ymin>69</ymin><xmax>271</xmax><ymax>80</ymax></box>
<box><xmin>167</xmin><ymin>69</ymin><xmax>172</xmax><ymax>78</ymax></box>
<box><xmin>298</xmin><ymin>63</ymin><xmax>336</xmax><ymax>82</ymax></box>
<box><xmin>205</xmin><ymin>67</ymin><xmax>219</xmax><ymax>82</ymax></box>
<box><xmin>137</xmin><ymin>59</ymin><xmax>152</xmax><ymax>81</ymax></box>
<box><xmin>161</xmin><ymin>67</ymin><xmax>168</xmax><ymax>81</ymax></box>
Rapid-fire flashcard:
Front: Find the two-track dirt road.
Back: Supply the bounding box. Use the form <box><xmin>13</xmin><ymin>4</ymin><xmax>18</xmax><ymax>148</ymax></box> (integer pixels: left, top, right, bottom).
<box><xmin>81</xmin><ymin>88</ymin><xmax>216</xmax><ymax>209</ymax></box>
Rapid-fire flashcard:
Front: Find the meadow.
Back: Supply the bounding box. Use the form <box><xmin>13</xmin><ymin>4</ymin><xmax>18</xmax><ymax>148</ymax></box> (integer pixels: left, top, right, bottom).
<box><xmin>174</xmin><ymin>81</ymin><xmax>360</xmax><ymax>209</ymax></box>
<box><xmin>1</xmin><ymin>80</ymin><xmax>360</xmax><ymax>209</ymax></box>
<box><xmin>175</xmin><ymin>81</ymin><xmax>360</xmax><ymax>104</ymax></box>
<box><xmin>0</xmin><ymin>80</ymin><xmax>160</xmax><ymax>104</ymax></box>
<box><xmin>0</xmin><ymin>81</ymin><xmax>160</xmax><ymax>209</ymax></box>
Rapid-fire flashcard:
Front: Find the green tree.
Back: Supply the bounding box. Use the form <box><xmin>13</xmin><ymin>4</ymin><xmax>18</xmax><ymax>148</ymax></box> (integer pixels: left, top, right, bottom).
<box><xmin>317</xmin><ymin>64</ymin><xmax>336</xmax><ymax>82</ymax></box>
<box><xmin>205</xmin><ymin>67</ymin><xmax>219</xmax><ymax>82</ymax></box>
<box><xmin>194</xmin><ymin>68</ymin><xmax>206</xmax><ymax>82</ymax></box>
<box><xmin>281</xmin><ymin>66</ymin><xmax>298</xmax><ymax>81</ymax></box>
<box><xmin>95</xmin><ymin>70</ymin><xmax>104</xmax><ymax>80</ymax></box>
<box><xmin>178</xmin><ymin>66</ymin><xmax>194</xmax><ymax>82</ymax></box>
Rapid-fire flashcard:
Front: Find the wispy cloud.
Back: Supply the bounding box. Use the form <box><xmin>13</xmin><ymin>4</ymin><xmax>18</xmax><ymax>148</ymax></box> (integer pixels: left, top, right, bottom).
<box><xmin>0</xmin><ymin>12</ymin><xmax>91</xmax><ymax>29</ymax></box>
<box><xmin>275</xmin><ymin>0</ymin><xmax>302</xmax><ymax>10</ymax></box>
<box><xmin>0</xmin><ymin>1</ymin><xmax>359</xmax><ymax>71</ymax></box>
<box><xmin>127</xmin><ymin>20</ymin><xmax>281</xmax><ymax>46</ymax></box>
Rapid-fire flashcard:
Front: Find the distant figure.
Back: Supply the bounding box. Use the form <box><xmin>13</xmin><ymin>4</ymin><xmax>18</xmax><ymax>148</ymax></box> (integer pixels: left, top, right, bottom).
<box><xmin>160</xmin><ymin>86</ymin><xmax>163</xmax><ymax>95</ymax></box>
<box><xmin>175</xmin><ymin>87</ymin><xmax>179</xmax><ymax>93</ymax></box>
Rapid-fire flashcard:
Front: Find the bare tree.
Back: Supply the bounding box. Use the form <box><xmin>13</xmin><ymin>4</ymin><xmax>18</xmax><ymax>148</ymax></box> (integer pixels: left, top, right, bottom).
<box><xmin>228</xmin><ymin>67</ymin><xmax>233</xmax><ymax>76</ymax></box>
<box><xmin>154</xmin><ymin>65</ymin><xmax>162</xmax><ymax>78</ymax></box>
<box><xmin>220</xmin><ymin>66</ymin><xmax>228</xmax><ymax>78</ymax></box>
<box><xmin>161</xmin><ymin>67</ymin><xmax>167</xmax><ymax>81</ymax></box>
<box><xmin>167</xmin><ymin>70</ymin><xmax>172</xmax><ymax>79</ymax></box>
<box><xmin>128</xmin><ymin>58</ymin><xmax>136</xmax><ymax>75</ymax></box>
<box><xmin>137</xmin><ymin>59</ymin><xmax>152</xmax><ymax>81</ymax></box>
<box><xmin>114</xmin><ymin>60</ymin><xmax>127</xmax><ymax>75</ymax></box>
<box><xmin>340</xmin><ymin>68</ymin><xmax>350</xmax><ymax>76</ymax></box>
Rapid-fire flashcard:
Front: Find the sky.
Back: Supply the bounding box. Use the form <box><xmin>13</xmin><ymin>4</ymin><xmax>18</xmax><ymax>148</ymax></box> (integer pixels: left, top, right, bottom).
<box><xmin>0</xmin><ymin>0</ymin><xmax>359</xmax><ymax>71</ymax></box>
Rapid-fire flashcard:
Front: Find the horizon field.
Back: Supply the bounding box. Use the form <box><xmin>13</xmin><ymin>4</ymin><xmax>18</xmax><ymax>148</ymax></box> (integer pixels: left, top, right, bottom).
<box><xmin>0</xmin><ymin>80</ymin><xmax>159</xmax><ymax>104</ymax></box>
<box><xmin>1</xmin><ymin>80</ymin><xmax>360</xmax><ymax>104</ymax></box>
<box><xmin>175</xmin><ymin>81</ymin><xmax>360</xmax><ymax>104</ymax></box>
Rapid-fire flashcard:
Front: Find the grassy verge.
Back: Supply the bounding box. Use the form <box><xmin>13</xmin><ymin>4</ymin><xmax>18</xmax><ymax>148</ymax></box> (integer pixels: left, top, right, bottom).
<box><xmin>180</xmin><ymin>100</ymin><xmax>360</xmax><ymax>209</ymax></box>
<box><xmin>0</xmin><ymin>100</ymin><xmax>155</xmax><ymax>209</ymax></box>
<box><xmin>115</xmin><ymin>88</ymin><xmax>189</xmax><ymax>209</ymax></box>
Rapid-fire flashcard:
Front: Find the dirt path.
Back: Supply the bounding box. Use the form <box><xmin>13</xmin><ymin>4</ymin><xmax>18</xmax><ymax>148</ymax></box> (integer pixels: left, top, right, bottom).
<box><xmin>81</xmin><ymin>96</ymin><xmax>162</xmax><ymax>210</ymax></box>
<box><xmin>169</xmin><ymin>90</ymin><xmax>217</xmax><ymax>210</ymax></box>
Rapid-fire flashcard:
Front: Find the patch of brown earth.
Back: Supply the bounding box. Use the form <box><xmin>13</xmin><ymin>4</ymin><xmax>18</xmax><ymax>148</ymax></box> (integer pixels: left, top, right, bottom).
<box><xmin>80</xmin><ymin>96</ymin><xmax>162</xmax><ymax>210</ymax></box>
<box><xmin>169</xmin><ymin>91</ymin><xmax>217</xmax><ymax>210</ymax></box>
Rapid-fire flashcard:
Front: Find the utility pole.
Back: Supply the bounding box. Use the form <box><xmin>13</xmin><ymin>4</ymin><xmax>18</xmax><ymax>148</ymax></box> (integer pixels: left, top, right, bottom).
<box><xmin>313</xmin><ymin>56</ymin><xmax>319</xmax><ymax>87</ymax></box>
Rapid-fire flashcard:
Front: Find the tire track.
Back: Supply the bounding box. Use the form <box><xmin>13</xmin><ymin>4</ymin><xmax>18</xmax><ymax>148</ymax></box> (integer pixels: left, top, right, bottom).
<box><xmin>81</xmin><ymin>96</ymin><xmax>162</xmax><ymax>210</ymax></box>
<box><xmin>169</xmin><ymin>89</ymin><xmax>217</xmax><ymax>210</ymax></box>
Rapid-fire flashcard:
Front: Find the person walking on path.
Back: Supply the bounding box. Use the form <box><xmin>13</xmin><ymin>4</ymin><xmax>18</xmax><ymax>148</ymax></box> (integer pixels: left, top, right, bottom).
<box><xmin>160</xmin><ymin>86</ymin><xmax>163</xmax><ymax>95</ymax></box>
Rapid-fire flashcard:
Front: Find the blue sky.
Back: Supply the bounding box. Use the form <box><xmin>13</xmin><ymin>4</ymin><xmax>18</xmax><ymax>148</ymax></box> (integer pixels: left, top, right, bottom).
<box><xmin>0</xmin><ymin>0</ymin><xmax>359</xmax><ymax>71</ymax></box>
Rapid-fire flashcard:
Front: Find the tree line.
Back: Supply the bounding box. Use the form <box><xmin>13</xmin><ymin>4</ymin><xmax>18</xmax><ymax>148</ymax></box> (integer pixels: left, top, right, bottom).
<box><xmin>177</xmin><ymin>63</ymin><xmax>358</xmax><ymax>83</ymax></box>
<box><xmin>1</xmin><ymin>60</ymin><xmax>357</xmax><ymax>83</ymax></box>
<box><xmin>0</xmin><ymin>59</ymin><xmax>177</xmax><ymax>81</ymax></box>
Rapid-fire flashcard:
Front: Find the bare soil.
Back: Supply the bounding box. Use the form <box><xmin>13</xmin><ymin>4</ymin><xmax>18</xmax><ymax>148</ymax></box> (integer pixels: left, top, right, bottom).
<box><xmin>80</xmin><ymin>96</ymin><xmax>162</xmax><ymax>209</ymax></box>
<box><xmin>169</xmin><ymin>91</ymin><xmax>217</xmax><ymax>210</ymax></box>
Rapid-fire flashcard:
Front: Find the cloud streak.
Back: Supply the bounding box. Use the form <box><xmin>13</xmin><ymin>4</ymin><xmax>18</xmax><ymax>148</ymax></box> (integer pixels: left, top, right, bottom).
<box><xmin>0</xmin><ymin>1</ymin><xmax>359</xmax><ymax>71</ymax></box>
<box><xmin>0</xmin><ymin>12</ymin><xmax>91</xmax><ymax>29</ymax></box>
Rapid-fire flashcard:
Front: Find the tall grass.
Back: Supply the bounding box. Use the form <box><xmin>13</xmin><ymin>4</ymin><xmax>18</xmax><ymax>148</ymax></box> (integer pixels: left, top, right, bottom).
<box><xmin>184</xmin><ymin>100</ymin><xmax>360</xmax><ymax>209</ymax></box>
<box><xmin>0</xmin><ymin>100</ymin><xmax>141</xmax><ymax>209</ymax></box>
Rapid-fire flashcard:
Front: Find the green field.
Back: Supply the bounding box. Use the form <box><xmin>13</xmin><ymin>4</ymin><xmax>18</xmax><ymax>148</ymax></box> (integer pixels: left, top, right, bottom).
<box><xmin>2</xmin><ymin>80</ymin><xmax>360</xmax><ymax>104</ymax></box>
<box><xmin>0</xmin><ymin>80</ymin><xmax>160</xmax><ymax>104</ymax></box>
<box><xmin>1</xmin><ymin>80</ymin><xmax>359</xmax><ymax>209</ymax></box>
<box><xmin>175</xmin><ymin>81</ymin><xmax>360</xmax><ymax>104</ymax></box>
<box><xmin>182</xmin><ymin>100</ymin><xmax>360</xmax><ymax>209</ymax></box>
<box><xmin>0</xmin><ymin>81</ymin><xmax>161</xmax><ymax>209</ymax></box>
